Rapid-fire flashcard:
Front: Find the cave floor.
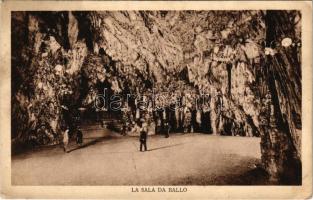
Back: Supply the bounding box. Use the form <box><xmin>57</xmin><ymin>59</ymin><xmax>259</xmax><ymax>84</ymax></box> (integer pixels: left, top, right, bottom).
<box><xmin>12</xmin><ymin>129</ymin><xmax>268</xmax><ymax>185</ymax></box>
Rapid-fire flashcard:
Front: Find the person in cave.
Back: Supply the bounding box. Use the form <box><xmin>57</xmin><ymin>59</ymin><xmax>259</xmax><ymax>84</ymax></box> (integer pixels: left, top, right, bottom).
<box><xmin>62</xmin><ymin>125</ymin><xmax>70</xmax><ymax>153</ymax></box>
<box><xmin>164</xmin><ymin>121</ymin><xmax>170</xmax><ymax>138</ymax></box>
<box><xmin>163</xmin><ymin>107</ymin><xmax>171</xmax><ymax>137</ymax></box>
<box><xmin>76</xmin><ymin>129</ymin><xmax>83</xmax><ymax>147</ymax></box>
<box><xmin>139</xmin><ymin>120</ymin><xmax>148</xmax><ymax>152</ymax></box>
<box><xmin>154</xmin><ymin>111</ymin><xmax>161</xmax><ymax>134</ymax></box>
<box><xmin>121</xmin><ymin>106</ymin><xmax>131</xmax><ymax>136</ymax></box>
<box><xmin>155</xmin><ymin>109</ymin><xmax>164</xmax><ymax>134</ymax></box>
<box><xmin>60</xmin><ymin>94</ymin><xmax>84</xmax><ymax>149</ymax></box>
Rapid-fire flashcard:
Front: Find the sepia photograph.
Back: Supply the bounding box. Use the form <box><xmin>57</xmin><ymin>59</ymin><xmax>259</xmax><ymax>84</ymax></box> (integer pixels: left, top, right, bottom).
<box><xmin>10</xmin><ymin>9</ymin><xmax>303</xmax><ymax>186</ymax></box>
<box><xmin>0</xmin><ymin>1</ymin><xmax>312</xmax><ymax>199</ymax></box>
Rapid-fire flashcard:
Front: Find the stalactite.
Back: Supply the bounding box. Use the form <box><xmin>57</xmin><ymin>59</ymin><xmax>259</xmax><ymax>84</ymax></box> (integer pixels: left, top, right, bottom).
<box><xmin>226</xmin><ymin>63</ymin><xmax>232</xmax><ymax>97</ymax></box>
<box><xmin>262</xmin><ymin>10</ymin><xmax>301</xmax><ymax>184</ymax></box>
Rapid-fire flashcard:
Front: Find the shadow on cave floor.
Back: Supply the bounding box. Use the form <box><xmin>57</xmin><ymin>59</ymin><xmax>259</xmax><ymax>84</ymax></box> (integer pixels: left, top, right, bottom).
<box><xmin>146</xmin><ymin>142</ymin><xmax>187</xmax><ymax>152</ymax></box>
<box><xmin>12</xmin><ymin>134</ymin><xmax>266</xmax><ymax>185</ymax></box>
<box><xmin>220</xmin><ymin>166</ymin><xmax>271</xmax><ymax>185</ymax></box>
<box><xmin>12</xmin><ymin>128</ymin><xmax>125</xmax><ymax>159</ymax></box>
<box><xmin>171</xmin><ymin>159</ymin><xmax>300</xmax><ymax>185</ymax></box>
<box><xmin>66</xmin><ymin>135</ymin><xmax>117</xmax><ymax>153</ymax></box>
<box><xmin>169</xmin><ymin>156</ymin><xmax>273</xmax><ymax>185</ymax></box>
<box><xmin>11</xmin><ymin>132</ymin><xmax>299</xmax><ymax>185</ymax></box>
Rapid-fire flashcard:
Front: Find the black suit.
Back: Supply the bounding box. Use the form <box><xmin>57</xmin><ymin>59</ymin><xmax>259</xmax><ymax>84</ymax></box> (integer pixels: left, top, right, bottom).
<box><xmin>139</xmin><ymin>131</ymin><xmax>147</xmax><ymax>151</ymax></box>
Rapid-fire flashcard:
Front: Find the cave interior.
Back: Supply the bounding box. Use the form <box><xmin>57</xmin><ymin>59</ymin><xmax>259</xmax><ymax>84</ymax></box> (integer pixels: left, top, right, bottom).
<box><xmin>11</xmin><ymin>10</ymin><xmax>302</xmax><ymax>184</ymax></box>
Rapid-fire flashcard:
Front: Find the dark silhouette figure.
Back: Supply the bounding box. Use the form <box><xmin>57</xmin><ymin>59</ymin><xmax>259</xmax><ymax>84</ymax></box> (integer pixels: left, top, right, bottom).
<box><xmin>76</xmin><ymin>129</ymin><xmax>83</xmax><ymax>146</ymax></box>
<box><xmin>164</xmin><ymin>122</ymin><xmax>170</xmax><ymax>138</ymax></box>
<box><xmin>139</xmin><ymin>125</ymin><xmax>148</xmax><ymax>152</ymax></box>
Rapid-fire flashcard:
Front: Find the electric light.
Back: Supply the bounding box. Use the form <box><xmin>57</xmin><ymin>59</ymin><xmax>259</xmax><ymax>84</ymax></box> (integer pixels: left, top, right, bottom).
<box><xmin>281</xmin><ymin>37</ymin><xmax>292</xmax><ymax>47</ymax></box>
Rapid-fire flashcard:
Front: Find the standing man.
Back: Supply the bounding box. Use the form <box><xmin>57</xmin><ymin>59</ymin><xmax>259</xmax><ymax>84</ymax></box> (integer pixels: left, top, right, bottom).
<box><xmin>139</xmin><ymin>120</ymin><xmax>148</xmax><ymax>152</ymax></box>
<box><xmin>164</xmin><ymin>121</ymin><xmax>170</xmax><ymax>138</ymax></box>
<box><xmin>62</xmin><ymin>125</ymin><xmax>70</xmax><ymax>153</ymax></box>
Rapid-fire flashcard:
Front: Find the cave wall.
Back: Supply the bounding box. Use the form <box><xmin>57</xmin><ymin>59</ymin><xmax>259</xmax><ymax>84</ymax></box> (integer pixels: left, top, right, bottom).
<box><xmin>89</xmin><ymin>11</ymin><xmax>265</xmax><ymax>137</ymax></box>
<box><xmin>11</xmin><ymin>11</ymin><xmax>88</xmax><ymax>147</ymax></box>
<box><xmin>260</xmin><ymin>10</ymin><xmax>302</xmax><ymax>184</ymax></box>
